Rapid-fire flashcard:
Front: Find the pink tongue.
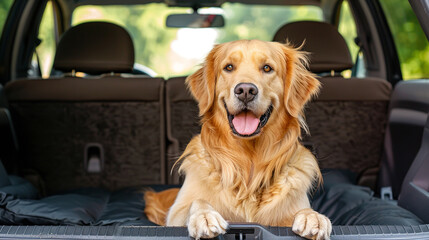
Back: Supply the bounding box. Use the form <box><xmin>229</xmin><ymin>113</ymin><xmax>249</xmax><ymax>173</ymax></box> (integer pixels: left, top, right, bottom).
<box><xmin>232</xmin><ymin>111</ymin><xmax>260</xmax><ymax>135</ymax></box>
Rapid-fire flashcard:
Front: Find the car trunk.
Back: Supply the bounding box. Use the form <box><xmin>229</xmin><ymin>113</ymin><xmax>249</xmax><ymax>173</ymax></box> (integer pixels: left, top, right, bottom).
<box><xmin>1</xmin><ymin>77</ymin><xmax>429</xmax><ymax>239</ymax></box>
<box><xmin>1</xmin><ymin>0</ymin><xmax>429</xmax><ymax>239</ymax></box>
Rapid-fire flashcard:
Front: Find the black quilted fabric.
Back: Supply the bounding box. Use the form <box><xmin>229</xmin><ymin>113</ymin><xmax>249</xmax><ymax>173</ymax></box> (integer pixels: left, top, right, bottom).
<box><xmin>10</xmin><ymin>102</ymin><xmax>162</xmax><ymax>194</ymax></box>
<box><xmin>0</xmin><ymin>175</ymin><xmax>174</xmax><ymax>226</ymax></box>
<box><xmin>312</xmin><ymin>171</ymin><xmax>423</xmax><ymax>225</ymax></box>
<box><xmin>304</xmin><ymin>101</ymin><xmax>389</xmax><ymax>174</ymax></box>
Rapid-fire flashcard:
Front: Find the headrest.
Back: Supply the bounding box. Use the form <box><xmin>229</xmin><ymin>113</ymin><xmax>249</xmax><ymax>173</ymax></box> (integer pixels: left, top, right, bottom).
<box><xmin>273</xmin><ymin>21</ymin><xmax>353</xmax><ymax>73</ymax></box>
<box><xmin>53</xmin><ymin>22</ymin><xmax>134</xmax><ymax>74</ymax></box>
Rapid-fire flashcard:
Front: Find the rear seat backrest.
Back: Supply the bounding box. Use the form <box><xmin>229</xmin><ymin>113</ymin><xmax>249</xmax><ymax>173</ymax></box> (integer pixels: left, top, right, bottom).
<box><xmin>165</xmin><ymin>77</ymin><xmax>199</xmax><ymax>184</ymax></box>
<box><xmin>309</xmin><ymin>77</ymin><xmax>391</xmax><ymax>182</ymax></box>
<box><xmin>274</xmin><ymin>21</ymin><xmax>392</xmax><ymax>188</ymax></box>
<box><xmin>5</xmin><ymin>22</ymin><xmax>166</xmax><ymax>194</ymax></box>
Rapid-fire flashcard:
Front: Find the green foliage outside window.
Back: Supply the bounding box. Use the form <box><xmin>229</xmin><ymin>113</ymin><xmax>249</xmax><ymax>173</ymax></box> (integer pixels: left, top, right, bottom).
<box><xmin>37</xmin><ymin>1</ymin><xmax>55</xmax><ymax>78</ymax></box>
<box><xmin>0</xmin><ymin>0</ymin><xmax>14</xmax><ymax>39</ymax></box>
<box><xmin>380</xmin><ymin>0</ymin><xmax>429</xmax><ymax>79</ymax></box>
<box><xmin>218</xmin><ymin>3</ymin><xmax>322</xmax><ymax>42</ymax></box>
<box><xmin>338</xmin><ymin>1</ymin><xmax>358</xmax><ymax>63</ymax></box>
<box><xmin>338</xmin><ymin>1</ymin><xmax>360</xmax><ymax>78</ymax></box>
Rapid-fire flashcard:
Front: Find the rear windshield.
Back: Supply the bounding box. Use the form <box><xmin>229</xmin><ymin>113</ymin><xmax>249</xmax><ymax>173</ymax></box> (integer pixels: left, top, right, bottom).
<box><xmin>72</xmin><ymin>3</ymin><xmax>323</xmax><ymax>78</ymax></box>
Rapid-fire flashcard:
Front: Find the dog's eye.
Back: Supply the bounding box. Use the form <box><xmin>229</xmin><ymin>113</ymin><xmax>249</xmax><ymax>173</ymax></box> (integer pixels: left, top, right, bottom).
<box><xmin>263</xmin><ymin>65</ymin><xmax>273</xmax><ymax>73</ymax></box>
<box><xmin>224</xmin><ymin>64</ymin><xmax>234</xmax><ymax>72</ymax></box>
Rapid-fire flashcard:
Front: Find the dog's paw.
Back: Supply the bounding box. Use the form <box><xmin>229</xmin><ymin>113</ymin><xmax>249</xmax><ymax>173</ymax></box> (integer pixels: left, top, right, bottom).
<box><xmin>187</xmin><ymin>209</ymin><xmax>228</xmax><ymax>239</ymax></box>
<box><xmin>292</xmin><ymin>208</ymin><xmax>332</xmax><ymax>240</ymax></box>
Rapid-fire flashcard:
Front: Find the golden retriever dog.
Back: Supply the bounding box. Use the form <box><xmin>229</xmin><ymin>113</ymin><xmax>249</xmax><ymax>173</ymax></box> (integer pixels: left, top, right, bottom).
<box><xmin>144</xmin><ymin>39</ymin><xmax>332</xmax><ymax>240</ymax></box>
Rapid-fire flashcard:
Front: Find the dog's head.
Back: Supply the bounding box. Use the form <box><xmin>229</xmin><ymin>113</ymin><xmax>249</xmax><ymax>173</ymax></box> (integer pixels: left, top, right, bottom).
<box><xmin>186</xmin><ymin>40</ymin><xmax>319</xmax><ymax>138</ymax></box>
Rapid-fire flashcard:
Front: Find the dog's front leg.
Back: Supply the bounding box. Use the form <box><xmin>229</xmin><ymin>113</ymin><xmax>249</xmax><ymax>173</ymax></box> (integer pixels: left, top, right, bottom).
<box><xmin>292</xmin><ymin>208</ymin><xmax>332</xmax><ymax>240</ymax></box>
<box><xmin>186</xmin><ymin>199</ymin><xmax>228</xmax><ymax>239</ymax></box>
<box><xmin>167</xmin><ymin>198</ymin><xmax>228</xmax><ymax>239</ymax></box>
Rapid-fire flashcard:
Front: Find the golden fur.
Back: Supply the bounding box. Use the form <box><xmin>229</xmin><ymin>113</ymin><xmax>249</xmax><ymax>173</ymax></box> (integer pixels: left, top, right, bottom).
<box><xmin>144</xmin><ymin>188</ymin><xmax>179</xmax><ymax>226</ymax></box>
<box><xmin>144</xmin><ymin>40</ymin><xmax>331</xmax><ymax>240</ymax></box>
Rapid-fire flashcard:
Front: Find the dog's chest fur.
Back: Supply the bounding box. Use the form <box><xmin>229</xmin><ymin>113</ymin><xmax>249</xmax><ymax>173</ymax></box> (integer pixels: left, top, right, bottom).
<box><xmin>181</xmin><ymin>135</ymin><xmax>315</xmax><ymax>226</ymax></box>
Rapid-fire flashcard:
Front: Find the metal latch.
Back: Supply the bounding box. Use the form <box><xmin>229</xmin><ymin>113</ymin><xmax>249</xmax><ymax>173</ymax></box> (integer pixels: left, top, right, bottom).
<box><xmin>218</xmin><ymin>225</ymin><xmax>258</xmax><ymax>240</ymax></box>
<box><xmin>381</xmin><ymin>186</ymin><xmax>393</xmax><ymax>200</ymax></box>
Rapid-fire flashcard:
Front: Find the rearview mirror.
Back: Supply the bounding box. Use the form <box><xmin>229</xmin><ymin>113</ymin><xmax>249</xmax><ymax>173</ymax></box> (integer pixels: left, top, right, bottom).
<box><xmin>166</xmin><ymin>13</ymin><xmax>225</xmax><ymax>28</ymax></box>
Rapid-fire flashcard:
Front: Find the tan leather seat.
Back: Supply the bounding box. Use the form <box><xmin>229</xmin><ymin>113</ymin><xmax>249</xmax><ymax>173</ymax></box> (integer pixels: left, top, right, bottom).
<box><xmin>5</xmin><ymin>22</ymin><xmax>166</xmax><ymax>194</ymax></box>
<box><xmin>274</xmin><ymin>21</ymin><xmax>392</xmax><ymax>188</ymax></box>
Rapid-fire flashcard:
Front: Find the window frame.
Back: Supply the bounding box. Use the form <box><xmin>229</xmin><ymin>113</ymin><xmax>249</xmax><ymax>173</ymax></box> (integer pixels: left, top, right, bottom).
<box><xmin>331</xmin><ymin>0</ymin><xmax>401</xmax><ymax>85</ymax></box>
<box><xmin>358</xmin><ymin>0</ymin><xmax>402</xmax><ymax>85</ymax></box>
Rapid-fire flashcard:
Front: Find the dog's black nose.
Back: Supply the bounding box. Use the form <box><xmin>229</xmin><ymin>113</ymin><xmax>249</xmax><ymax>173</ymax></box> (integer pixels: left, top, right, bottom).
<box><xmin>234</xmin><ymin>83</ymin><xmax>258</xmax><ymax>103</ymax></box>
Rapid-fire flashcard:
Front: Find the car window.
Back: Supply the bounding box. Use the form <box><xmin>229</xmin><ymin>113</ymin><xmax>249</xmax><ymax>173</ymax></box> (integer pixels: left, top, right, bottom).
<box><xmin>71</xmin><ymin>3</ymin><xmax>323</xmax><ymax>78</ymax></box>
<box><xmin>35</xmin><ymin>1</ymin><xmax>56</xmax><ymax>78</ymax></box>
<box><xmin>0</xmin><ymin>0</ymin><xmax>14</xmax><ymax>39</ymax></box>
<box><xmin>338</xmin><ymin>0</ymin><xmax>365</xmax><ymax>78</ymax></box>
<box><xmin>380</xmin><ymin>0</ymin><xmax>429</xmax><ymax>80</ymax></box>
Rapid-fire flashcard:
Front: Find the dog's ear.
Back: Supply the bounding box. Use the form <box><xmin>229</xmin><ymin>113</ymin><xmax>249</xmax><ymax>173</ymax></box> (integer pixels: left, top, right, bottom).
<box><xmin>186</xmin><ymin>45</ymin><xmax>220</xmax><ymax>116</ymax></box>
<box><xmin>282</xmin><ymin>45</ymin><xmax>320</xmax><ymax>118</ymax></box>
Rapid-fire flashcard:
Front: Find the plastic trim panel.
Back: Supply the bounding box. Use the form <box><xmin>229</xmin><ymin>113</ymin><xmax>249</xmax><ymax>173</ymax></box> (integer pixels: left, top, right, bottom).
<box><xmin>0</xmin><ymin>224</ymin><xmax>429</xmax><ymax>239</ymax></box>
